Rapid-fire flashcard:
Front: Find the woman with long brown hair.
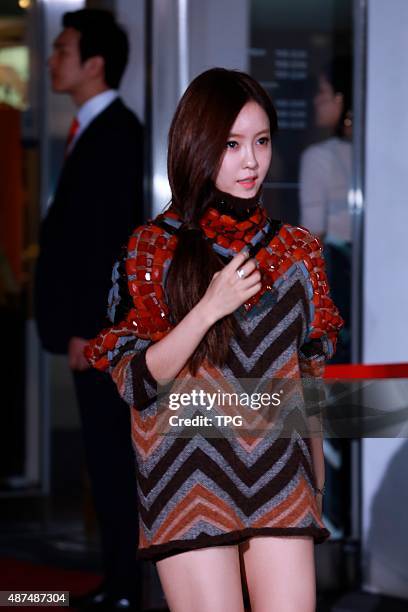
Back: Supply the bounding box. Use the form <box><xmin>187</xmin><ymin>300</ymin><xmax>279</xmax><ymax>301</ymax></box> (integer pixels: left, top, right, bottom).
<box><xmin>86</xmin><ymin>68</ymin><xmax>343</xmax><ymax>611</ymax></box>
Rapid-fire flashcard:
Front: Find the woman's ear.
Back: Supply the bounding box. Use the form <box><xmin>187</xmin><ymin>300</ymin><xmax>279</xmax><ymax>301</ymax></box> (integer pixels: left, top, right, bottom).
<box><xmin>333</xmin><ymin>92</ymin><xmax>345</xmax><ymax>125</ymax></box>
<box><xmin>334</xmin><ymin>92</ymin><xmax>344</xmax><ymax>113</ymax></box>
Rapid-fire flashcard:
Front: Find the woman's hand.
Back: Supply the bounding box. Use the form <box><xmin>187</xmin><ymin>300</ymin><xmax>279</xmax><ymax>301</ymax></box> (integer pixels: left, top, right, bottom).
<box><xmin>145</xmin><ymin>250</ymin><xmax>261</xmax><ymax>384</ymax></box>
<box><xmin>199</xmin><ymin>250</ymin><xmax>262</xmax><ymax>325</ymax></box>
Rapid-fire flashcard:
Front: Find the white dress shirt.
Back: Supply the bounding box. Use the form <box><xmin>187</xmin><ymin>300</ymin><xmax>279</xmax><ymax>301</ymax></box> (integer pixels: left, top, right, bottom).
<box><xmin>299</xmin><ymin>137</ymin><xmax>352</xmax><ymax>243</ymax></box>
<box><xmin>67</xmin><ymin>89</ymin><xmax>119</xmax><ymax>154</ymax></box>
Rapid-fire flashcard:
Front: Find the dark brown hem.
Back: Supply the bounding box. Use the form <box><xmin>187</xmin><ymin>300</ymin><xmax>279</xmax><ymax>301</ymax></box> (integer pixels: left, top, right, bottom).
<box><xmin>137</xmin><ymin>526</ymin><xmax>330</xmax><ymax>563</ymax></box>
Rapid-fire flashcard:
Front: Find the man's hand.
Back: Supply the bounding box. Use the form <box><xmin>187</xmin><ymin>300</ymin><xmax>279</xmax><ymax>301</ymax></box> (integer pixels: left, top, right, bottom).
<box><xmin>68</xmin><ymin>336</ymin><xmax>91</xmax><ymax>371</ymax></box>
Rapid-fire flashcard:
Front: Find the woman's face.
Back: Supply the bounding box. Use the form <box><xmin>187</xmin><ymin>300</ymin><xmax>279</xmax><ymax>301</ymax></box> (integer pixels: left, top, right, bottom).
<box><xmin>314</xmin><ymin>75</ymin><xmax>343</xmax><ymax>129</ymax></box>
<box><xmin>215</xmin><ymin>101</ymin><xmax>272</xmax><ymax>199</ymax></box>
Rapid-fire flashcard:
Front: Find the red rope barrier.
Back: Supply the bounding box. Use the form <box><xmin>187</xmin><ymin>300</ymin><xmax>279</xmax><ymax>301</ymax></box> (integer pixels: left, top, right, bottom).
<box><xmin>324</xmin><ymin>363</ymin><xmax>408</xmax><ymax>379</ymax></box>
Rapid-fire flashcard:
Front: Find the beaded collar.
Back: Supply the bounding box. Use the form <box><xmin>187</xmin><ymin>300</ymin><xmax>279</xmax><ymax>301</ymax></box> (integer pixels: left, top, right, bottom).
<box><xmin>154</xmin><ymin>193</ymin><xmax>282</xmax><ymax>312</ymax></box>
<box><xmin>212</xmin><ymin>187</ymin><xmax>261</xmax><ymax>221</ymax></box>
<box><xmin>158</xmin><ymin>189</ymin><xmax>281</xmax><ymax>260</ymax></box>
<box><xmin>199</xmin><ymin>203</ymin><xmax>280</xmax><ymax>261</ymax></box>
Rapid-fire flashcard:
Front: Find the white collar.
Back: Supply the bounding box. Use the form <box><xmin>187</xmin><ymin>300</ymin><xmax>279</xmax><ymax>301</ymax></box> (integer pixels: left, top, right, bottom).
<box><xmin>67</xmin><ymin>90</ymin><xmax>119</xmax><ymax>154</ymax></box>
<box><xmin>77</xmin><ymin>89</ymin><xmax>119</xmax><ymax>132</ymax></box>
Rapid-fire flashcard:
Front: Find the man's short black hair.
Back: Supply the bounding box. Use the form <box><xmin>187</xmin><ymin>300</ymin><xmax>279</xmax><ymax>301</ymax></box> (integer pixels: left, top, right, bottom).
<box><xmin>62</xmin><ymin>9</ymin><xmax>129</xmax><ymax>89</ymax></box>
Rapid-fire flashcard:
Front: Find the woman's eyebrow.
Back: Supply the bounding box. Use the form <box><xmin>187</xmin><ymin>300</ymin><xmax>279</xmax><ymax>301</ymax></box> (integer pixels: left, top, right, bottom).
<box><xmin>228</xmin><ymin>129</ymin><xmax>270</xmax><ymax>138</ymax></box>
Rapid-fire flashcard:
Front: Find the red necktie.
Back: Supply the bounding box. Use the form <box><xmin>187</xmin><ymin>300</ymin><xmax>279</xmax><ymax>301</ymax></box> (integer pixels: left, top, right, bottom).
<box><xmin>65</xmin><ymin>117</ymin><xmax>80</xmax><ymax>157</ymax></box>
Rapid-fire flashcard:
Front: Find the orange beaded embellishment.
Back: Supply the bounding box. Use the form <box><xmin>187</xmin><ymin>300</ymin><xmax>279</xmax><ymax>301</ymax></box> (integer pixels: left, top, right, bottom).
<box><xmin>86</xmin><ymin>205</ymin><xmax>343</xmax><ymax>371</ymax></box>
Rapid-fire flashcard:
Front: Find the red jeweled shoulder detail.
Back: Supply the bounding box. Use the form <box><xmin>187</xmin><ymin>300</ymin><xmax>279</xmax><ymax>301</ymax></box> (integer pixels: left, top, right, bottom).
<box><xmin>124</xmin><ymin>224</ymin><xmax>178</xmax><ymax>338</ymax></box>
<box><xmin>256</xmin><ymin>223</ymin><xmax>324</xmax><ymax>287</ymax></box>
<box><xmin>85</xmin><ymin>220</ymin><xmax>178</xmax><ymax>370</ymax></box>
<box><xmin>260</xmin><ymin>224</ymin><xmax>343</xmax><ymax>348</ymax></box>
<box><xmin>199</xmin><ymin>208</ymin><xmax>343</xmax><ymax>343</ymax></box>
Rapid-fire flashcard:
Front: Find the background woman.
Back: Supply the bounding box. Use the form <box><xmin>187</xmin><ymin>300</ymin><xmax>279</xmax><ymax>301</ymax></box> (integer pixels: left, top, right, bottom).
<box><xmin>299</xmin><ymin>56</ymin><xmax>352</xmax><ymax>363</ymax></box>
<box><xmin>87</xmin><ymin>68</ymin><xmax>343</xmax><ymax>612</ymax></box>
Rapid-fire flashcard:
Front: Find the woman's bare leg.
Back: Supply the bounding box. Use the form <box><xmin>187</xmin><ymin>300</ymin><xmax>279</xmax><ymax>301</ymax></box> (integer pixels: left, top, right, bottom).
<box><xmin>156</xmin><ymin>545</ymin><xmax>245</xmax><ymax>612</ymax></box>
<box><xmin>242</xmin><ymin>536</ymin><xmax>316</xmax><ymax>612</ymax></box>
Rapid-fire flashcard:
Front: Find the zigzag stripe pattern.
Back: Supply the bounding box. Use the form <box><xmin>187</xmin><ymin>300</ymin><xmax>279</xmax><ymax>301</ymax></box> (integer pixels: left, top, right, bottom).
<box><xmin>131</xmin><ymin>262</ymin><xmax>330</xmax><ymax>559</ymax></box>
<box><xmin>85</xmin><ymin>206</ymin><xmax>343</xmax><ymax>560</ymax></box>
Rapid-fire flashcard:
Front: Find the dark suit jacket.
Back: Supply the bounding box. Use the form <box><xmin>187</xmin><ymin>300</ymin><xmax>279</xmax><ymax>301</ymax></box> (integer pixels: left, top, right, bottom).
<box><xmin>35</xmin><ymin>98</ymin><xmax>144</xmax><ymax>353</ymax></box>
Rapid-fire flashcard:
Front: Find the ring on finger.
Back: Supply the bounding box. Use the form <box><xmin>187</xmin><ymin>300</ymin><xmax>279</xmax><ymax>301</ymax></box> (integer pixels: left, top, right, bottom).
<box><xmin>236</xmin><ymin>268</ymin><xmax>246</xmax><ymax>279</ymax></box>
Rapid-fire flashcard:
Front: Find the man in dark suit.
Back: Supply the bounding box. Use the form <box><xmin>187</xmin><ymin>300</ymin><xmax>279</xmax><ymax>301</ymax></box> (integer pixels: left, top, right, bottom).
<box><xmin>35</xmin><ymin>10</ymin><xmax>143</xmax><ymax>610</ymax></box>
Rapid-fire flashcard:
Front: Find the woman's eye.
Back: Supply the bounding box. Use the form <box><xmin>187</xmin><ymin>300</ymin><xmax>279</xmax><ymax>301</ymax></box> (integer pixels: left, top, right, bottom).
<box><xmin>226</xmin><ymin>140</ymin><xmax>238</xmax><ymax>149</ymax></box>
<box><xmin>257</xmin><ymin>137</ymin><xmax>270</xmax><ymax>145</ymax></box>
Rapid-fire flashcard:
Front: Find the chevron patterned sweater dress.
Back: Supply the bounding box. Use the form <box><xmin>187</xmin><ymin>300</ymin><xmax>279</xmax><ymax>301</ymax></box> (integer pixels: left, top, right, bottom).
<box><xmin>86</xmin><ymin>201</ymin><xmax>343</xmax><ymax>561</ymax></box>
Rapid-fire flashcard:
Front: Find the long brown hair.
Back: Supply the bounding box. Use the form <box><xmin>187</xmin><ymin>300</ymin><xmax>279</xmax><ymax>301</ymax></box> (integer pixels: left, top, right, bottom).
<box><xmin>166</xmin><ymin>68</ymin><xmax>278</xmax><ymax>373</ymax></box>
